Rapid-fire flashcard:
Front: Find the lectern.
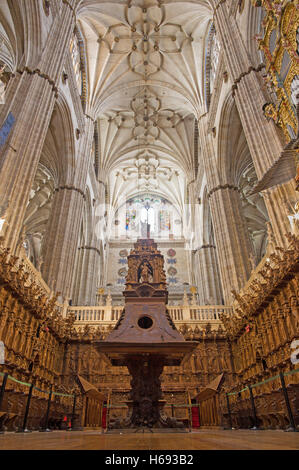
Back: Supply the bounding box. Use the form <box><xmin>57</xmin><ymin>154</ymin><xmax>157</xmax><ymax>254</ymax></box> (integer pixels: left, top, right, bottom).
<box><xmin>98</xmin><ymin>239</ymin><xmax>197</xmax><ymax>429</ymax></box>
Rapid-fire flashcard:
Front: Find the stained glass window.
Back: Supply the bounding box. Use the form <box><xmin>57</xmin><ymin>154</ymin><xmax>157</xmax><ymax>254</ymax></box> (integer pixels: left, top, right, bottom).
<box><xmin>205</xmin><ymin>23</ymin><xmax>220</xmax><ymax>109</ymax></box>
<box><xmin>125</xmin><ymin>209</ymin><xmax>137</xmax><ymax>231</ymax></box>
<box><xmin>291</xmin><ymin>75</ymin><xmax>299</xmax><ymax>107</ymax></box>
<box><xmin>159</xmin><ymin>210</ymin><xmax>171</xmax><ymax>231</ymax></box>
<box><xmin>0</xmin><ymin>62</ymin><xmax>7</xmax><ymax>104</ymax></box>
<box><xmin>114</xmin><ymin>194</ymin><xmax>181</xmax><ymax>239</ymax></box>
<box><xmin>269</xmin><ymin>28</ymin><xmax>277</xmax><ymax>55</ymax></box>
<box><xmin>210</xmin><ymin>30</ymin><xmax>220</xmax><ymax>93</ymax></box>
<box><xmin>70</xmin><ymin>32</ymin><xmax>82</xmax><ymax>93</ymax></box>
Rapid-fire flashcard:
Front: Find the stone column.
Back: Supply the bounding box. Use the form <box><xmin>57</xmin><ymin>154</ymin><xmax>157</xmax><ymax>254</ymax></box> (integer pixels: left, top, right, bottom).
<box><xmin>189</xmin><ymin>178</ymin><xmax>223</xmax><ymax>304</ymax></box>
<box><xmin>41</xmin><ymin>116</ymin><xmax>95</xmax><ymax>300</ymax></box>
<box><xmin>41</xmin><ymin>187</ymin><xmax>85</xmax><ymax>300</ymax></box>
<box><xmin>195</xmin><ymin>245</ymin><xmax>223</xmax><ymax>305</ymax></box>
<box><xmin>0</xmin><ymin>0</ymin><xmax>78</xmax><ymax>252</ymax></box>
<box><xmin>75</xmin><ymin>242</ymin><xmax>101</xmax><ymax>306</ymax></box>
<box><xmin>71</xmin><ymin>242</ymin><xmax>85</xmax><ymax>304</ymax></box>
<box><xmin>72</xmin><ymin>176</ymin><xmax>106</xmax><ymax>305</ymax></box>
<box><xmin>212</xmin><ymin>0</ymin><xmax>296</xmax><ymax>246</ymax></box>
<box><xmin>198</xmin><ymin>117</ymin><xmax>253</xmax><ymax>304</ymax></box>
<box><xmin>209</xmin><ymin>186</ymin><xmax>252</xmax><ymax>303</ymax></box>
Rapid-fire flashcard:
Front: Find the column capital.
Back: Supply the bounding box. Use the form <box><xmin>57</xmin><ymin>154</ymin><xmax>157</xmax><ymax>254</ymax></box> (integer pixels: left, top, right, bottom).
<box><xmin>54</xmin><ymin>186</ymin><xmax>86</xmax><ymax>200</ymax></box>
<box><xmin>231</xmin><ymin>63</ymin><xmax>265</xmax><ymax>97</ymax></box>
<box><xmin>198</xmin><ymin>244</ymin><xmax>216</xmax><ymax>251</ymax></box>
<box><xmin>61</xmin><ymin>0</ymin><xmax>79</xmax><ymax>15</ymax></box>
<box><xmin>16</xmin><ymin>67</ymin><xmax>59</xmax><ymax>97</ymax></box>
<box><xmin>208</xmin><ymin>184</ymin><xmax>239</xmax><ymax>199</ymax></box>
<box><xmin>78</xmin><ymin>245</ymin><xmax>101</xmax><ymax>257</ymax></box>
<box><xmin>211</xmin><ymin>0</ymin><xmax>227</xmax><ymax>14</ymax></box>
<box><xmin>84</xmin><ymin>113</ymin><xmax>96</xmax><ymax>123</ymax></box>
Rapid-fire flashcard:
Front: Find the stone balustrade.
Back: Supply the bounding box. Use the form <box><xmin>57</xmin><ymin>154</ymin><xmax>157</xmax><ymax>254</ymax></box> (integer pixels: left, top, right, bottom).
<box><xmin>14</xmin><ymin>251</ymin><xmax>234</xmax><ymax>332</ymax></box>
<box><xmin>18</xmin><ymin>250</ymin><xmax>234</xmax><ymax>332</ymax></box>
<box><xmin>68</xmin><ymin>304</ymin><xmax>234</xmax><ymax>331</ymax></box>
<box><xmin>68</xmin><ymin>305</ymin><xmax>124</xmax><ymax>324</ymax></box>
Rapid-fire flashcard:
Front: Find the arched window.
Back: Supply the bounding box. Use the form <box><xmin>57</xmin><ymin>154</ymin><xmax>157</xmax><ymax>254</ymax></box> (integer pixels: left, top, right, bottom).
<box><xmin>0</xmin><ymin>341</ymin><xmax>4</xmax><ymax>365</ymax></box>
<box><xmin>70</xmin><ymin>27</ymin><xmax>87</xmax><ymax>111</ymax></box>
<box><xmin>70</xmin><ymin>30</ymin><xmax>82</xmax><ymax>92</ymax></box>
<box><xmin>0</xmin><ymin>65</ymin><xmax>5</xmax><ymax>104</ymax></box>
<box><xmin>291</xmin><ymin>75</ymin><xmax>299</xmax><ymax>107</ymax></box>
<box><xmin>204</xmin><ymin>24</ymin><xmax>220</xmax><ymax>110</ymax></box>
<box><xmin>93</xmin><ymin>122</ymin><xmax>100</xmax><ymax>178</ymax></box>
<box><xmin>119</xmin><ymin>195</ymin><xmax>181</xmax><ymax>239</ymax></box>
<box><xmin>210</xmin><ymin>30</ymin><xmax>220</xmax><ymax>91</ymax></box>
<box><xmin>194</xmin><ymin>119</ymin><xmax>199</xmax><ymax>179</ymax></box>
<box><xmin>0</xmin><ymin>56</ymin><xmax>12</xmax><ymax>105</ymax></box>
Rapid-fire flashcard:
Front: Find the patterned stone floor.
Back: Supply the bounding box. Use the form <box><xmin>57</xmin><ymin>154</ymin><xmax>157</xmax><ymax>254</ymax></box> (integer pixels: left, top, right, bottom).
<box><xmin>0</xmin><ymin>429</ymin><xmax>298</xmax><ymax>450</ymax></box>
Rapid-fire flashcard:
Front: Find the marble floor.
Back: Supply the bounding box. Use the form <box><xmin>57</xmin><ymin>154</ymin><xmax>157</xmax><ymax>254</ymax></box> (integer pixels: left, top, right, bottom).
<box><xmin>0</xmin><ymin>429</ymin><xmax>298</xmax><ymax>450</ymax></box>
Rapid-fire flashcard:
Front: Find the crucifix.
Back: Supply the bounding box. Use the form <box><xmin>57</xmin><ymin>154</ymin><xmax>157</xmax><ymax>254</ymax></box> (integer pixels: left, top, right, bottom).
<box><xmin>144</xmin><ymin>201</ymin><xmax>151</xmax><ymax>239</ymax></box>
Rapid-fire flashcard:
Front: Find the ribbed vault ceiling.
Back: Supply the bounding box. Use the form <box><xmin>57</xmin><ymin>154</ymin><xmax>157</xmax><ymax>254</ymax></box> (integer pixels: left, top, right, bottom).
<box><xmin>78</xmin><ymin>0</ymin><xmax>213</xmax><ymax>208</ymax></box>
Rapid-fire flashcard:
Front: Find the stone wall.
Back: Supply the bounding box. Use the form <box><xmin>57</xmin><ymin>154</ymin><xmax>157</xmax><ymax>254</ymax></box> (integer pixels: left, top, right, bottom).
<box><xmin>107</xmin><ymin>239</ymin><xmax>190</xmax><ymax>304</ymax></box>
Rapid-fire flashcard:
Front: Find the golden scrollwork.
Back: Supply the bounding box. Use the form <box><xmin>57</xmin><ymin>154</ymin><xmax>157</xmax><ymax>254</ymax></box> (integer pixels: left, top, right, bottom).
<box><xmin>253</xmin><ymin>1</ymin><xmax>299</xmax><ymax>142</ymax></box>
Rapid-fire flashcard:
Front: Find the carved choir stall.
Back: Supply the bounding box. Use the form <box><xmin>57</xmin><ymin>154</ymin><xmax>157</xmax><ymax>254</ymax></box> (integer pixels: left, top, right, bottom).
<box><xmin>97</xmin><ymin>238</ymin><xmax>197</xmax><ymax>429</ymax></box>
<box><xmin>0</xmin><ymin>233</ymin><xmax>299</xmax><ymax>432</ymax></box>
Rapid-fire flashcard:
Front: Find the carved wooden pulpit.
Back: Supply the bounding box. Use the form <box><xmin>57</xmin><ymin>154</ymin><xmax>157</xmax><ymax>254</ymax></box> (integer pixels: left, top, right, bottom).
<box><xmin>98</xmin><ymin>239</ymin><xmax>197</xmax><ymax>429</ymax></box>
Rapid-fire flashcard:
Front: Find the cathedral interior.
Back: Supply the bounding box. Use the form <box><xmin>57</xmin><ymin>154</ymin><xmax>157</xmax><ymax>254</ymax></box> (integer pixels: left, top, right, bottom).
<box><xmin>0</xmin><ymin>0</ymin><xmax>299</xmax><ymax>451</ymax></box>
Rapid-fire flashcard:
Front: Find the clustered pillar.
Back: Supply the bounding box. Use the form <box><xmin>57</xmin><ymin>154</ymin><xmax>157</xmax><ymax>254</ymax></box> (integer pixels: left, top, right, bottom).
<box><xmin>40</xmin><ymin>110</ymin><xmax>95</xmax><ymax>301</ymax></box>
<box><xmin>198</xmin><ymin>117</ymin><xmax>253</xmax><ymax>304</ymax></box>
<box><xmin>41</xmin><ymin>187</ymin><xmax>85</xmax><ymax>301</ymax></box>
<box><xmin>195</xmin><ymin>246</ymin><xmax>223</xmax><ymax>305</ymax></box>
<box><xmin>0</xmin><ymin>0</ymin><xmax>78</xmax><ymax>253</ymax></box>
<box><xmin>208</xmin><ymin>186</ymin><xmax>253</xmax><ymax>303</ymax></box>
<box><xmin>212</xmin><ymin>0</ymin><xmax>296</xmax><ymax>247</ymax></box>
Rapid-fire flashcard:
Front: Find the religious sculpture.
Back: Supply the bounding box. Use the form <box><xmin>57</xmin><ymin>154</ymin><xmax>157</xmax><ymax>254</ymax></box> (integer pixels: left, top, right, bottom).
<box><xmin>138</xmin><ymin>262</ymin><xmax>153</xmax><ymax>283</ymax></box>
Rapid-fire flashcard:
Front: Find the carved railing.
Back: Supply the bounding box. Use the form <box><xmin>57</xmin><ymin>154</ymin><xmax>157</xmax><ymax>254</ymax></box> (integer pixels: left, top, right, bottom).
<box><xmin>232</xmin><ymin>251</ymin><xmax>270</xmax><ymax>309</ymax></box>
<box><xmin>69</xmin><ymin>304</ymin><xmax>234</xmax><ymax>330</ymax></box>
<box><xmin>225</xmin><ymin>233</ymin><xmax>299</xmax><ymax>339</ymax></box>
<box><xmin>13</xmin><ymin>250</ymin><xmax>234</xmax><ymax>332</ymax></box>
<box><xmin>68</xmin><ymin>305</ymin><xmax>124</xmax><ymax>324</ymax></box>
<box><xmin>186</xmin><ymin>305</ymin><xmax>231</xmax><ymax>321</ymax></box>
<box><xmin>19</xmin><ymin>249</ymin><xmax>69</xmax><ymax>315</ymax></box>
<box><xmin>4</xmin><ymin>247</ymin><xmax>235</xmax><ymax>330</ymax></box>
<box><xmin>20</xmin><ymin>249</ymin><xmax>51</xmax><ymax>295</ymax></box>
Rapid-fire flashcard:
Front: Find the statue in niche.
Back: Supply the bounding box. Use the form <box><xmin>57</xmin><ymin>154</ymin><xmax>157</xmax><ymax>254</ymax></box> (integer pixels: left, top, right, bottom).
<box><xmin>138</xmin><ymin>262</ymin><xmax>153</xmax><ymax>283</ymax></box>
<box><xmin>106</xmin><ymin>289</ymin><xmax>112</xmax><ymax>306</ymax></box>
